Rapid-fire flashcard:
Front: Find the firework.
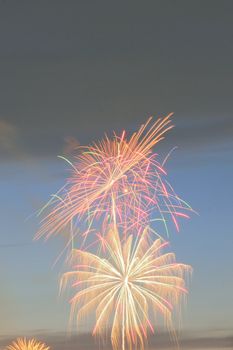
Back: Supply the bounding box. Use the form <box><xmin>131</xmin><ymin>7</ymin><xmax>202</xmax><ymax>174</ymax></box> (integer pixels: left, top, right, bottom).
<box><xmin>6</xmin><ymin>338</ymin><xmax>50</xmax><ymax>350</ymax></box>
<box><xmin>61</xmin><ymin>226</ymin><xmax>191</xmax><ymax>350</ymax></box>
<box><xmin>36</xmin><ymin>114</ymin><xmax>191</xmax><ymax>246</ymax></box>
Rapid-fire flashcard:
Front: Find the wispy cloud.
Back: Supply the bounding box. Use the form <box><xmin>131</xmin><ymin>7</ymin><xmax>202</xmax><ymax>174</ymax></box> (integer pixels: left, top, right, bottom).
<box><xmin>0</xmin><ymin>113</ymin><xmax>232</xmax><ymax>162</ymax></box>
<box><xmin>1</xmin><ymin>330</ymin><xmax>233</xmax><ymax>349</ymax></box>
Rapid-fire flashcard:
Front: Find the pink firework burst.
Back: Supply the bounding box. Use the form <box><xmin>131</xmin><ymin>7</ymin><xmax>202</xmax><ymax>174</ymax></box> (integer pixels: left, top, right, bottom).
<box><xmin>36</xmin><ymin>114</ymin><xmax>191</xmax><ymax>247</ymax></box>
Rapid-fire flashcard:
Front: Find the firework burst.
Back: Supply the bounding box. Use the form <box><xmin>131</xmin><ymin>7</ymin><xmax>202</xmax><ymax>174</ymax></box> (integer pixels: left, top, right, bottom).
<box><xmin>36</xmin><ymin>114</ymin><xmax>191</xmax><ymax>247</ymax></box>
<box><xmin>6</xmin><ymin>338</ymin><xmax>50</xmax><ymax>350</ymax></box>
<box><xmin>61</xmin><ymin>226</ymin><xmax>191</xmax><ymax>350</ymax></box>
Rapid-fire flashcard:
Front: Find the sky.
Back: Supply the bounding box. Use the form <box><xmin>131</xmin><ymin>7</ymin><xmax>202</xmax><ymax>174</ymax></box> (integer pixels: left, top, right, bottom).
<box><xmin>0</xmin><ymin>1</ymin><xmax>232</xmax><ymax>349</ymax></box>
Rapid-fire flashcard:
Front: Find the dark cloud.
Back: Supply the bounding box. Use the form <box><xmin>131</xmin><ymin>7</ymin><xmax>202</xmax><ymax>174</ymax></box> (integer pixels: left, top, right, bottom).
<box><xmin>0</xmin><ymin>1</ymin><xmax>232</xmax><ymax>161</ymax></box>
<box><xmin>0</xmin><ymin>120</ymin><xmax>28</xmax><ymax>160</ymax></box>
<box><xmin>1</xmin><ymin>330</ymin><xmax>233</xmax><ymax>349</ymax></box>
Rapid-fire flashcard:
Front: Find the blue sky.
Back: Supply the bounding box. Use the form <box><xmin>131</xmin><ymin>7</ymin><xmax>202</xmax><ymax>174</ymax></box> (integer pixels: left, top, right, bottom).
<box><xmin>1</xmin><ymin>138</ymin><xmax>232</xmax><ymax>338</ymax></box>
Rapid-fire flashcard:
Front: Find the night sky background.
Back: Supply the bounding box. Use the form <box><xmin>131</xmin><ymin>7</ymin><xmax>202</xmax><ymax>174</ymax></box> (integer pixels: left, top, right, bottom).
<box><xmin>0</xmin><ymin>1</ymin><xmax>232</xmax><ymax>349</ymax></box>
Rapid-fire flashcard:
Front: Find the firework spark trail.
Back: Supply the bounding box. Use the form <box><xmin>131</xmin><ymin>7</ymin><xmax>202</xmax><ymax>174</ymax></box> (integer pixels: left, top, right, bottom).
<box><xmin>61</xmin><ymin>226</ymin><xmax>191</xmax><ymax>350</ymax></box>
<box><xmin>6</xmin><ymin>338</ymin><xmax>50</xmax><ymax>350</ymax></box>
<box><xmin>36</xmin><ymin>114</ymin><xmax>192</xmax><ymax>247</ymax></box>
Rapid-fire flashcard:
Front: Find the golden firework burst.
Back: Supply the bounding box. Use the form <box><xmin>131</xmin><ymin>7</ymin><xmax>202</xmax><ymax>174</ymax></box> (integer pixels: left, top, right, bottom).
<box><xmin>6</xmin><ymin>338</ymin><xmax>50</xmax><ymax>350</ymax></box>
<box><xmin>61</xmin><ymin>226</ymin><xmax>191</xmax><ymax>350</ymax></box>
